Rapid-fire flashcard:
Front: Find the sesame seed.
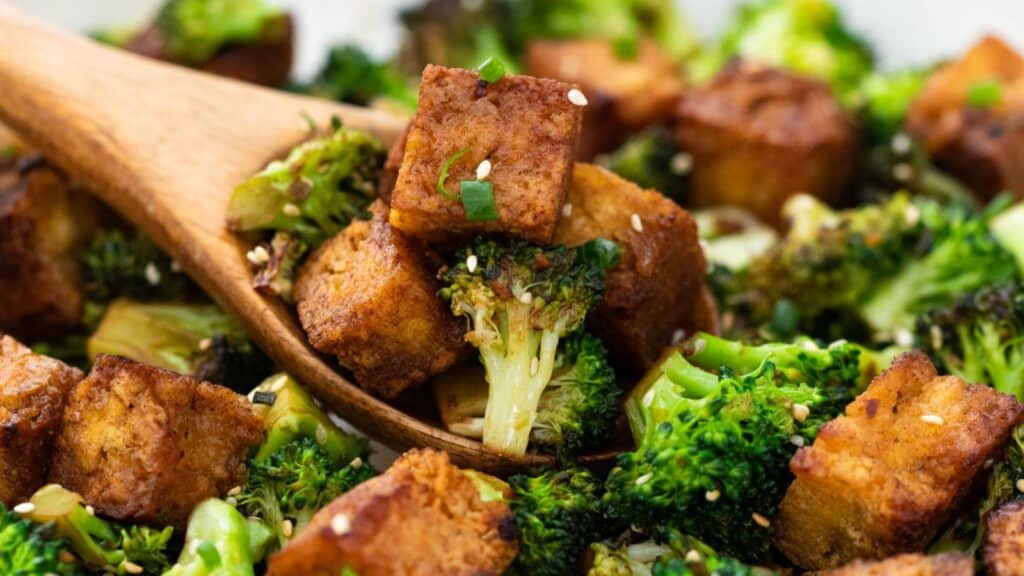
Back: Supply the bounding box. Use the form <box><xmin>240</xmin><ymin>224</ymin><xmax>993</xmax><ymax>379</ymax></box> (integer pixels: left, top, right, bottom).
<box><xmin>630</xmin><ymin>213</ymin><xmax>644</xmax><ymax>232</ymax></box>
<box><xmin>281</xmin><ymin>519</ymin><xmax>294</xmax><ymax>538</ymax></box>
<box><xmin>13</xmin><ymin>502</ymin><xmax>34</xmax><ymax>515</ymax></box>
<box><xmin>985</xmin><ymin>459</ymin><xmax>994</xmax><ymax>469</ymax></box>
<box><xmin>892</xmin><ymin>163</ymin><xmax>914</xmax><ymax>182</ymax></box>
<box><xmin>671</xmin><ymin>329</ymin><xmax>686</xmax><ymax>345</ymax></box>
<box><xmin>1016</xmin><ymin>478</ymin><xmax>1024</xmax><ymax>493</ymax></box>
<box><xmin>801</xmin><ymin>340</ymin><xmax>819</xmax><ymax>351</ymax></box>
<box><xmin>123</xmin><ymin>561</ymin><xmax>143</xmax><ymax>574</ymax></box>
<box><xmin>895</xmin><ymin>329</ymin><xmax>914</xmax><ymax>347</ymax></box>
<box><xmin>228</xmin><ymin>486</ymin><xmax>242</xmax><ymax>496</ymax></box>
<box><xmin>475</xmin><ymin>159</ymin><xmax>492</xmax><ymax>181</ymax></box>
<box><xmin>930</xmin><ymin>325</ymin><xmax>944</xmax><ymax>350</ymax></box>
<box><xmin>282</xmin><ymin>202</ymin><xmax>302</xmax><ymax>217</ymax></box>
<box><xmin>247</xmin><ymin>245</ymin><xmax>270</xmax><ymax>265</ymax></box>
<box><xmin>904</xmin><ymin>204</ymin><xmax>921</xmax><ymax>225</ymax></box>
<box><xmin>635</xmin><ymin>472</ymin><xmax>653</xmax><ymax>486</ymax></box>
<box><xmin>891</xmin><ymin>133</ymin><xmax>912</xmax><ymax>155</ymax></box>
<box><xmin>642</xmin><ymin>388</ymin><xmax>656</xmax><ymax>408</ymax></box>
<box><xmin>466</xmin><ymin>254</ymin><xmax>478</xmax><ymax>273</ymax></box>
<box><xmin>705</xmin><ymin>490</ymin><xmax>720</xmax><ymax>502</ymax></box>
<box><xmin>684</xmin><ymin>549</ymin><xmax>702</xmax><ymax>563</ymax></box>
<box><xmin>520</xmin><ymin>292</ymin><xmax>533</xmax><ymax>304</ymax></box>
<box><xmin>198</xmin><ymin>338</ymin><xmax>212</xmax><ymax>351</ymax></box>
<box><xmin>792</xmin><ymin>403</ymin><xmax>810</xmax><ymax>423</ymax></box>
<box><xmin>920</xmin><ymin>414</ymin><xmax>944</xmax><ymax>426</ymax></box>
<box><xmin>316</xmin><ymin>424</ymin><xmax>329</xmax><ymax>445</ymax></box>
<box><xmin>530</xmin><ymin>357</ymin><xmax>539</xmax><ymax>377</ymax></box>
<box><xmin>828</xmin><ymin>339</ymin><xmax>848</xmax><ymax>349</ymax></box>
<box><xmin>350</xmin><ymin>456</ymin><xmax>363</xmax><ymax>469</ymax></box>
<box><xmin>170</xmin><ymin>260</ymin><xmax>182</xmax><ymax>273</ymax></box>
<box><xmin>691</xmin><ymin>337</ymin><xmax>706</xmax><ymax>355</ymax></box>
<box><xmin>670</xmin><ymin>152</ymin><xmax>694</xmax><ymax>175</ymax></box>
<box><xmin>752</xmin><ymin>513</ymin><xmax>771</xmax><ymax>528</ymax></box>
<box><xmin>567</xmin><ymin>88</ymin><xmax>588</xmax><ymax>106</ymax></box>
<box><xmin>85</xmin><ymin>505</ymin><xmax>95</xmax><ymax>516</ymax></box>
<box><xmin>790</xmin><ymin>435</ymin><xmax>806</xmax><ymax>447</ymax></box>
<box><xmin>144</xmin><ymin>262</ymin><xmax>161</xmax><ymax>286</ymax></box>
<box><xmin>225</xmin><ymin>497</ymin><xmax>237</xmax><ymax>506</ymax></box>
<box><xmin>331</xmin><ymin>513</ymin><xmax>351</xmax><ymax>535</ymax></box>
<box><xmin>561</xmin><ymin>203</ymin><xmax>573</xmax><ymax>218</ymax></box>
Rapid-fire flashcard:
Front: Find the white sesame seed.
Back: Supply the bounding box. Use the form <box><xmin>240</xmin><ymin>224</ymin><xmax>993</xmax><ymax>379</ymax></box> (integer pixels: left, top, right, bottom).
<box><xmin>281</xmin><ymin>519</ymin><xmax>294</xmax><ymax>538</ymax></box>
<box><xmin>561</xmin><ymin>203</ymin><xmax>573</xmax><ymax>218</ymax></box>
<box><xmin>670</xmin><ymin>152</ymin><xmax>694</xmax><ymax>175</ymax></box>
<box><xmin>891</xmin><ymin>133</ymin><xmax>912</xmax><ymax>155</ymax></box>
<box><xmin>828</xmin><ymin>339</ymin><xmax>848</xmax><ymax>349</ymax></box>
<box><xmin>930</xmin><ymin>325</ymin><xmax>943</xmax><ymax>350</ymax></box>
<box><xmin>475</xmin><ymin>159</ymin><xmax>492</xmax><ymax>181</ymax></box>
<box><xmin>691</xmin><ymin>337</ymin><xmax>706</xmax><ymax>355</ymax></box>
<box><xmin>985</xmin><ymin>459</ymin><xmax>994</xmax><ymax>469</ymax></box>
<box><xmin>1016</xmin><ymin>479</ymin><xmax>1024</xmax><ymax>493</ymax></box>
<box><xmin>904</xmin><ymin>204</ymin><xmax>921</xmax><ymax>226</ymax></box>
<box><xmin>892</xmin><ymin>163</ymin><xmax>914</xmax><ymax>182</ymax></box>
<box><xmin>466</xmin><ymin>254</ymin><xmax>478</xmax><ymax>273</ymax></box>
<box><xmin>790</xmin><ymin>435</ymin><xmax>806</xmax><ymax>447</ymax></box>
<box><xmin>792</xmin><ymin>403</ymin><xmax>810</xmax><ymax>423</ymax></box>
<box><xmin>530</xmin><ymin>357</ymin><xmax>539</xmax><ymax>377</ymax></box>
<box><xmin>635</xmin><ymin>472</ymin><xmax>653</xmax><ymax>486</ymax></box>
<box><xmin>630</xmin><ymin>213</ymin><xmax>644</xmax><ymax>233</ymax></box>
<box><xmin>671</xmin><ymin>329</ymin><xmax>686</xmax><ymax>345</ymax></box>
<box><xmin>520</xmin><ymin>292</ymin><xmax>533</xmax><ymax>304</ymax></box>
<box><xmin>228</xmin><ymin>486</ymin><xmax>242</xmax><ymax>496</ymax></box>
<box><xmin>920</xmin><ymin>414</ymin><xmax>945</xmax><ymax>426</ymax></box>
<box><xmin>225</xmin><ymin>497</ymin><xmax>237</xmax><ymax>506</ymax></box>
<box><xmin>567</xmin><ymin>88</ymin><xmax>588</xmax><ymax>107</ymax></box>
<box><xmin>316</xmin><ymin>424</ymin><xmax>329</xmax><ymax>445</ymax></box>
<box><xmin>282</xmin><ymin>202</ymin><xmax>302</xmax><ymax>217</ymax></box>
<box><xmin>331</xmin><ymin>513</ymin><xmax>351</xmax><ymax>536</ymax></box>
<box><xmin>85</xmin><ymin>505</ymin><xmax>95</xmax><ymax>516</ymax></box>
<box><xmin>198</xmin><ymin>338</ymin><xmax>212</xmax><ymax>351</ymax></box>
<box><xmin>642</xmin><ymin>387</ymin><xmax>656</xmax><ymax>408</ymax></box>
<box><xmin>144</xmin><ymin>262</ymin><xmax>161</xmax><ymax>286</ymax></box>
<box><xmin>350</xmin><ymin>457</ymin><xmax>363</xmax><ymax>470</ymax></box>
<box><xmin>247</xmin><ymin>245</ymin><xmax>270</xmax><ymax>266</ymax></box>
<box><xmin>895</xmin><ymin>329</ymin><xmax>914</xmax><ymax>348</ymax></box>
<box><xmin>752</xmin><ymin>513</ymin><xmax>772</xmax><ymax>528</ymax></box>
<box><xmin>123</xmin><ymin>561</ymin><xmax>143</xmax><ymax>574</ymax></box>
<box><xmin>685</xmin><ymin>549</ymin><xmax>702</xmax><ymax>563</ymax></box>
<box><xmin>801</xmin><ymin>340</ymin><xmax>819</xmax><ymax>351</ymax></box>
<box><xmin>170</xmin><ymin>260</ymin><xmax>182</xmax><ymax>273</ymax></box>
<box><xmin>13</xmin><ymin>502</ymin><xmax>34</xmax><ymax>515</ymax></box>
<box><xmin>705</xmin><ymin>490</ymin><xmax>721</xmax><ymax>502</ymax></box>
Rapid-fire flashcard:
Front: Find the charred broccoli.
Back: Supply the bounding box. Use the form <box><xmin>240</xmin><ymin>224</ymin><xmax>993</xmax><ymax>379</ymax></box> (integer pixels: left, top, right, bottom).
<box><xmin>601</xmin><ymin>127</ymin><xmax>690</xmax><ymax>200</ymax></box>
<box><xmin>0</xmin><ymin>502</ymin><xmax>81</xmax><ymax>576</ymax></box>
<box><xmin>304</xmin><ymin>44</ymin><xmax>417</xmax><ymax>111</ymax></box>
<box><xmin>81</xmin><ymin>229</ymin><xmax>198</xmax><ymax>310</ymax></box>
<box><xmin>439</xmin><ymin>238</ymin><xmax>609</xmax><ymax>454</ymax></box>
<box><xmin>156</xmin><ymin>0</ymin><xmax>282</xmax><ymax>64</ymax></box>
<box><xmin>860</xmin><ymin>132</ymin><xmax>976</xmax><ymax>208</ymax></box>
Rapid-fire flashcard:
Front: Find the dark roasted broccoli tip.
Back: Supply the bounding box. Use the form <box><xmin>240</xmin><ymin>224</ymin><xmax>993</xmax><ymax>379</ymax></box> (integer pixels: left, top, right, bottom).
<box><xmin>507</xmin><ymin>468</ymin><xmax>608</xmax><ymax>576</ymax></box>
<box><xmin>855</xmin><ymin>69</ymin><xmax>928</xmax><ymax>142</ymax></box>
<box><xmin>0</xmin><ymin>501</ymin><xmax>82</xmax><ymax>576</ymax></box>
<box><xmin>303</xmin><ymin>44</ymin><xmax>418</xmax><ymax>111</ymax></box>
<box><xmin>600</xmin><ymin>126</ymin><xmax>691</xmax><ymax>200</ymax></box>
<box><xmin>439</xmin><ymin>238</ymin><xmax>609</xmax><ymax>455</ymax></box>
<box><xmin>396</xmin><ymin>0</ymin><xmax>521</xmax><ymax>75</ymax></box>
<box><xmin>860</xmin><ymin>132</ymin><xmax>977</xmax><ymax>209</ymax></box>
<box><xmin>226</xmin><ymin>126</ymin><xmax>385</xmax><ymax>249</ymax></box>
<box><xmin>156</xmin><ymin>0</ymin><xmax>282</xmax><ymax>64</ymax></box>
<box><xmin>248</xmin><ymin>231</ymin><xmax>309</xmax><ymax>303</ymax></box>
<box><xmin>25</xmin><ymin>484</ymin><xmax>174</xmax><ymax>575</ymax></box>
<box><xmin>610</xmin><ymin>352</ymin><xmax>836</xmax><ymax>560</ymax></box>
<box><xmin>692</xmin><ymin>0</ymin><xmax>873</xmax><ymax>99</ymax></box>
<box><xmin>87</xmin><ymin>299</ymin><xmax>271</xmax><ymax>391</ymax></box>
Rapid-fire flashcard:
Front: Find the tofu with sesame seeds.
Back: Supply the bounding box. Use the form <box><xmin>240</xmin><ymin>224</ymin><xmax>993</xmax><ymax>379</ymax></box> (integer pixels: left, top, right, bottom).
<box><xmin>267</xmin><ymin>448</ymin><xmax>518</xmax><ymax>576</ymax></box>
<box><xmin>822</xmin><ymin>553</ymin><xmax>974</xmax><ymax>576</ymax></box>
<box><xmin>674</xmin><ymin>62</ymin><xmax>859</xmax><ymax>227</ymax></box>
<box><xmin>48</xmin><ymin>354</ymin><xmax>264</xmax><ymax>530</ymax></box>
<box><xmin>0</xmin><ymin>335</ymin><xmax>83</xmax><ymax>506</ymax></box>
<box><xmin>389</xmin><ymin>65</ymin><xmax>583</xmax><ymax>244</ymax></box>
<box><xmin>985</xmin><ymin>499</ymin><xmax>1024</xmax><ymax>576</ymax></box>
<box><xmin>294</xmin><ymin>201</ymin><xmax>467</xmax><ymax>398</ymax></box>
<box><xmin>774</xmin><ymin>352</ymin><xmax>1023</xmax><ymax>570</ymax></box>
<box><xmin>554</xmin><ymin>163</ymin><xmax>712</xmax><ymax>373</ymax></box>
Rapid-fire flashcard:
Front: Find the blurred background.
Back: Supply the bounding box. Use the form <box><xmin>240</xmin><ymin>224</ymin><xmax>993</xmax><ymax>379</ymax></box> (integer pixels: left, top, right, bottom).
<box><xmin>10</xmin><ymin>0</ymin><xmax>1024</xmax><ymax>80</ymax></box>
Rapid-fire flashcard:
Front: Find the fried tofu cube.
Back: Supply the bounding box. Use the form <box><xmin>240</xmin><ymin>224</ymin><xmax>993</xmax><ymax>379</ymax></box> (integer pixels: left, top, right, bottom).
<box><xmin>49</xmin><ymin>354</ymin><xmax>264</xmax><ymax>530</ymax></box>
<box><xmin>554</xmin><ymin>163</ymin><xmax>711</xmax><ymax>372</ymax></box>
<box><xmin>675</xmin><ymin>62</ymin><xmax>859</xmax><ymax>227</ymax></box>
<box><xmin>0</xmin><ymin>335</ymin><xmax>83</xmax><ymax>506</ymax></box>
<box><xmin>294</xmin><ymin>202</ymin><xmax>466</xmax><ymax>398</ymax></box>
<box><xmin>774</xmin><ymin>352</ymin><xmax>1023</xmax><ymax>570</ymax></box>
<box><xmin>0</xmin><ymin>159</ymin><xmax>100</xmax><ymax>341</ymax></box>
<box><xmin>822</xmin><ymin>553</ymin><xmax>974</xmax><ymax>576</ymax></box>
<box><xmin>907</xmin><ymin>36</ymin><xmax>1024</xmax><ymax>198</ymax></box>
<box><xmin>267</xmin><ymin>448</ymin><xmax>518</xmax><ymax>576</ymax></box>
<box><xmin>985</xmin><ymin>499</ymin><xmax>1024</xmax><ymax>576</ymax></box>
<box><xmin>390</xmin><ymin>65</ymin><xmax>583</xmax><ymax>244</ymax></box>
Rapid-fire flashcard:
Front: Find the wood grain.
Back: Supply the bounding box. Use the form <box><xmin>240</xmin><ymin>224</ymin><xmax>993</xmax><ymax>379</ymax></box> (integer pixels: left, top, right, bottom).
<box><xmin>0</xmin><ymin>3</ymin><xmax>619</xmax><ymax>473</ymax></box>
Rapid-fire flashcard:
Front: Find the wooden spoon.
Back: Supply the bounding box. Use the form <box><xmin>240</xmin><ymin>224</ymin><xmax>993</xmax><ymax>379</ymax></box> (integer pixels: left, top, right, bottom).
<box><xmin>0</xmin><ymin>3</ymin><xmax>619</xmax><ymax>473</ymax></box>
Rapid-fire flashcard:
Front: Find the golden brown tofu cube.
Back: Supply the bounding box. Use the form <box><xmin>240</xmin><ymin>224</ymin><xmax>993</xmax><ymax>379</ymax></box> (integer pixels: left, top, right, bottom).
<box><xmin>49</xmin><ymin>354</ymin><xmax>264</xmax><ymax>530</ymax></box>
<box><xmin>774</xmin><ymin>352</ymin><xmax>1023</xmax><ymax>570</ymax></box>
<box><xmin>0</xmin><ymin>159</ymin><xmax>100</xmax><ymax>341</ymax></box>
<box><xmin>985</xmin><ymin>499</ymin><xmax>1024</xmax><ymax>576</ymax></box>
<box><xmin>267</xmin><ymin>448</ymin><xmax>518</xmax><ymax>576</ymax></box>
<box><xmin>823</xmin><ymin>553</ymin><xmax>974</xmax><ymax>576</ymax></box>
<box><xmin>0</xmin><ymin>335</ymin><xmax>83</xmax><ymax>506</ymax></box>
<box><xmin>390</xmin><ymin>65</ymin><xmax>583</xmax><ymax>244</ymax></box>
<box><xmin>675</xmin><ymin>62</ymin><xmax>859</xmax><ymax>227</ymax></box>
<box><xmin>294</xmin><ymin>202</ymin><xmax>466</xmax><ymax>398</ymax></box>
<box><xmin>907</xmin><ymin>36</ymin><xmax>1024</xmax><ymax>198</ymax></box>
<box><xmin>554</xmin><ymin>163</ymin><xmax>711</xmax><ymax>372</ymax></box>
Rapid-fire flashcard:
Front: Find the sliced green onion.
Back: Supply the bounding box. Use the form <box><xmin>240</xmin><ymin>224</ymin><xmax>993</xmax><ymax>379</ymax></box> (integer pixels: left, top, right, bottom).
<box><xmin>460</xmin><ymin>180</ymin><xmax>498</xmax><ymax>221</ymax></box>
<box><xmin>437</xmin><ymin>146</ymin><xmax>471</xmax><ymax>200</ymax></box>
<box><xmin>967</xmin><ymin>79</ymin><xmax>1003</xmax><ymax>108</ymax></box>
<box><xmin>476</xmin><ymin>57</ymin><xmax>507</xmax><ymax>84</ymax></box>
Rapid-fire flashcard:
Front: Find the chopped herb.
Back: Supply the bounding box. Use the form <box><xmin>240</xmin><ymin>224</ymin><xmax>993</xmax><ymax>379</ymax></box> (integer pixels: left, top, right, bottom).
<box><xmin>460</xmin><ymin>180</ymin><xmax>498</xmax><ymax>221</ymax></box>
<box><xmin>967</xmin><ymin>79</ymin><xmax>1003</xmax><ymax>108</ymax></box>
<box><xmin>437</xmin><ymin>146</ymin><xmax>471</xmax><ymax>200</ymax></box>
<box><xmin>613</xmin><ymin>35</ymin><xmax>638</xmax><ymax>60</ymax></box>
<box><xmin>476</xmin><ymin>57</ymin><xmax>507</xmax><ymax>83</ymax></box>
<box><xmin>252</xmin><ymin>390</ymin><xmax>278</xmax><ymax>406</ymax></box>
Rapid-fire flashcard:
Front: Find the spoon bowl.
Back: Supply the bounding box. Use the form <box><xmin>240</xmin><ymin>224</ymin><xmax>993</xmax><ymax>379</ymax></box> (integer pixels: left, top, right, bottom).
<box><xmin>0</xmin><ymin>2</ymin><xmax>622</xmax><ymax>474</ymax></box>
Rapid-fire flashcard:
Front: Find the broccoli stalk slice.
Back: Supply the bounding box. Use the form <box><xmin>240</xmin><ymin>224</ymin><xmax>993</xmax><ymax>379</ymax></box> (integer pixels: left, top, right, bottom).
<box><xmin>165</xmin><ymin>499</ymin><xmax>254</xmax><ymax>576</ymax></box>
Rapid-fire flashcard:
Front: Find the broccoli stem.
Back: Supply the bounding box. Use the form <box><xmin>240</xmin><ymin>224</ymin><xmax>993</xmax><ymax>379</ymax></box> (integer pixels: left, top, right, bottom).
<box><xmin>662</xmin><ymin>352</ymin><xmax>721</xmax><ymax>398</ymax></box>
<box><xmin>960</xmin><ymin>322</ymin><xmax>1024</xmax><ymax>399</ymax></box>
<box><xmin>684</xmin><ymin>333</ymin><xmax>780</xmax><ymax>375</ymax></box>
<box><xmin>165</xmin><ymin>499</ymin><xmax>254</xmax><ymax>576</ymax></box>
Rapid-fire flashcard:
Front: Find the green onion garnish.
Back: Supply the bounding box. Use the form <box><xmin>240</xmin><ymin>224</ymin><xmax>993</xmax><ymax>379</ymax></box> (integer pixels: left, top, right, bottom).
<box><xmin>437</xmin><ymin>146</ymin><xmax>471</xmax><ymax>200</ymax></box>
<box><xmin>477</xmin><ymin>57</ymin><xmax>507</xmax><ymax>84</ymax></box>
<box><xmin>252</xmin><ymin>391</ymin><xmax>278</xmax><ymax>406</ymax></box>
<box><xmin>967</xmin><ymin>79</ymin><xmax>1003</xmax><ymax>108</ymax></box>
<box><xmin>460</xmin><ymin>180</ymin><xmax>498</xmax><ymax>221</ymax></box>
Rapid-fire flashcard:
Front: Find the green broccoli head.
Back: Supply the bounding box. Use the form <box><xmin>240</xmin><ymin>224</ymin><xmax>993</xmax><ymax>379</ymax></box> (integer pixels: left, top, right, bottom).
<box><xmin>164</xmin><ymin>498</ymin><xmax>254</xmax><ymax>576</ymax></box>
<box><xmin>587</xmin><ymin>531</ymin><xmax>775</xmax><ymax>576</ymax></box>
<box><xmin>0</xmin><ymin>501</ymin><xmax>82</xmax><ymax>576</ymax></box>
<box><xmin>693</xmin><ymin>0</ymin><xmax>873</xmax><ymax>99</ymax></box>
<box><xmin>856</xmin><ymin>69</ymin><xmax>929</xmax><ymax>142</ymax></box>
<box><xmin>156</xmin><ymin>0</ymin><xmax>282</xmax><ymax>64</ymax></box>
<box><xmin>601</xmin><ymin>127</ymin><xmax>690</xmax><ymax>201</ymax></box>
<box><xmin>439</xmin><ymin>238</ymin><xmax>609</xmax><ymax>454</ymax></box>
<box><xmin>508</xmin><ymin>468</ymin><xmax>608</xmax><ymax>576</ymax></box>
<box><xmin>860</xmin><ymin>133</ymin><xmax>976</xmax><ymax>209</ymax></box>
<box><xmin>305</xmin><ymin>44</ymin><xmax>417</xmax><ymax>111</ymax></box>
<box><xmin>608</xmin><ymin>353</ymin><xmax>837</xmax><ymax>560</ymax></box>
<box><xmin>81</xmin><ymin>229</ymin><xmax>199</xmax><ymax>310</ymax></box>
<box><xmin>226</xmin><ymin>126</ymin><xmax>385</xmax><ymax>248</ymax></box>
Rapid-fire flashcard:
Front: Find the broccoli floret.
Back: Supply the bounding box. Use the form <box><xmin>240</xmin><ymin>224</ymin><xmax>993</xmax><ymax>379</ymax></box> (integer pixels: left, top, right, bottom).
<box><xmin>0</xmin><ymin>502</ymin><xmax>81</xmax><ymax>576</ymax></box>
<box><xmin>439</xmin><ymin>239</ymin><xmax>609</xmax><ymax>454</ymax></box>
<box><xmin>86</xmin><ymin>299</ymin><xmax>271</xmax><ymax>392</ymax></box>
<box><xmin>587</xmin><ymin>531</ymin><xmax>775</xmax><ymax>576</ymax></box>
<box><xmin>250</xmin><ymin>231</ymin><xmax>308</xmax><ymax>302</ymax></box>
<box><xmin>507</xmin><ymin>468</ymin><xmax>608</xmax><ymax>576</ymax></box>
<box><xmin>81</xmin><ymin>229</ymin><xmax>198</xmax><ymax>309</ymax></box>
<box><xmin>156</xmin><ymin>0</ymin><xmax>282</xmax><ymax>64</ymax></box>
<box><xmin>693</xmin><ymin>208</ymin><xmax>778</xmax><ymax>272</ymax></box>
<box><xmin>860</xmin><ymin>132</ymin><xmax>976</xmax><ymax>208</ymax></box>
<box><xmin>165</xmin><ymin>499</ymin><xmax>254</xmax><ymax>576</ymax></box>
<box><xmin>606</xmin><ymin>352</ymin><xmax>841</xmax><ymax>560</ymax></box>
<box><xmin>304</xmin><ymin>44</ymin><xmax>417</xmax><ymax>111</ymax></box>
<box><xmin>856</xmin><ymin>69</ymin><xmax>929</xmax><ymax>142</ymax></box>
<box><xmin>396</xmin><ymin>0</ymin><xmax>520</xmax><ymax>75</ymax></box>
<box><xmin>26</xmin><ymin>484</ymin><xmax>174</xmax><ymax>575</ymax></box>
<box><xmin>601</xmin><ymin>127</ymin><xmax>690</xmax><ymax>201</ymax></box>
<box><xmin>692</xmin><ymin>0</ymin><xmax>873</xmax><ymax>100</ymax></box>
